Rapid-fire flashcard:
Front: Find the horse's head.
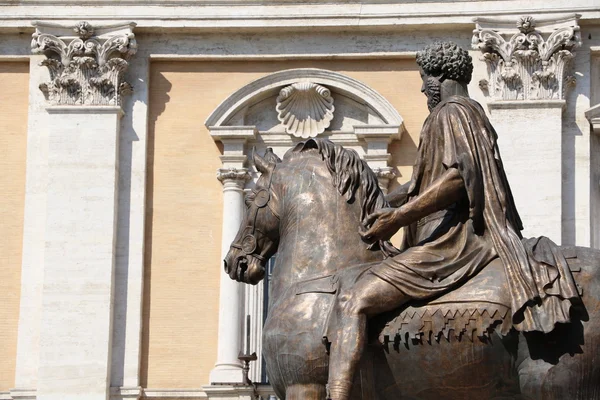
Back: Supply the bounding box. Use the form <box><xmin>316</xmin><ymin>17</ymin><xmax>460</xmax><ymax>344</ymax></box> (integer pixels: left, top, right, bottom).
<box><xmin>224</xmin><ymin>149</ymin><xmax>282</xmax><ymax>285</ymax></box>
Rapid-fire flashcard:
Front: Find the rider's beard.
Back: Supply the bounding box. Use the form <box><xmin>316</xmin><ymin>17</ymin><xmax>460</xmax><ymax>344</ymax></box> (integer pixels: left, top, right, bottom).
<box><xmin>425</xmin><ymin>76</ymin><xmax>441</xmax><ymax>112</ymax></box>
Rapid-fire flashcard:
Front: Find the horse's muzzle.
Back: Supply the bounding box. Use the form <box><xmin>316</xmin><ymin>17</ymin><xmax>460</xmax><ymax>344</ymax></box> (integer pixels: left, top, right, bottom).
<box><xmin>224</xmin><ymin>249</ymin><xmax>265</xmax><ymax>285</ymax></box>
<box><xmin>224</xmin><ymin>251</ymin><xmax>244</xmax><ymax>280</ymax></box>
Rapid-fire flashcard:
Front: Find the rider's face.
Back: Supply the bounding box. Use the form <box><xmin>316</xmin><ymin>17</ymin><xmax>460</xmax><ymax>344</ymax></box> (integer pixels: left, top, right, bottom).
<box><xmin>419</xmin><ymin>68</ymin><xmax>442</xmax><ymax>112</ymax></box>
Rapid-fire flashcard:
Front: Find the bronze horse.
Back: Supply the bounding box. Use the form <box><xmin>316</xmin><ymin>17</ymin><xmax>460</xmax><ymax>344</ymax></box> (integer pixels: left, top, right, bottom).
<box><xmin>224</xmin><ymin>138</ymin><xmax>600</xmax><ymax>400</ymax></box>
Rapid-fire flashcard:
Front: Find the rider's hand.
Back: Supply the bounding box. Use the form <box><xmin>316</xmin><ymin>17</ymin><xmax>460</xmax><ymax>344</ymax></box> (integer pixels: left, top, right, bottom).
<box><xmin>359</xmin><ymin>207</ymin><xmax>407</xmax><ymax>244</ymax></box>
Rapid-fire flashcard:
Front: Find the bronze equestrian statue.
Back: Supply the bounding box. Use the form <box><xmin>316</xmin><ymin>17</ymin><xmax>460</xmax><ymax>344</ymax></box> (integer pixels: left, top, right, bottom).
<box><xmin>223</xmin><ymin>42</ymin><xmax>600</xmax><ymax>400</ymax></box>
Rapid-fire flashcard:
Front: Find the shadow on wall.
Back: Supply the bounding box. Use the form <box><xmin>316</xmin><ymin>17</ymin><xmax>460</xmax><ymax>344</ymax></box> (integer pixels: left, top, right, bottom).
<box><xmin>111</xmin><ymin>80</ymin><xmax>139</xmax><ymax>387</ymax></box>
<box><xmin>140</xmin><ymin>70</ymin><xmax>172</xmax><ymax>388</ymax></box>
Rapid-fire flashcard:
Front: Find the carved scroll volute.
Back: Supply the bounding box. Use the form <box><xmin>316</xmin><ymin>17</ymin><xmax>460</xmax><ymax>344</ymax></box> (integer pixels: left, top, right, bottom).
<box><xmin>31</xmin><ymin>21</ymin><xmax>137</xmax><ymax>106</ymax></box>
<box><xmin>472</xmin><ymin>15</ymin><xmax>581</xmax><ymax>101</ymax></box>
<box><xmin>276</xmin><ymin>82</ymin><xmax>335</xmax><ymax>138</ymax></box>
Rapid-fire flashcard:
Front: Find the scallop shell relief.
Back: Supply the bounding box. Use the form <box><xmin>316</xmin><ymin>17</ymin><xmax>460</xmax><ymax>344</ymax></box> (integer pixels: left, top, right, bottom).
<box><xmin>276</xmin><ymin>82</ymin><xmax>335</xmax><ymax>138</ymax></box>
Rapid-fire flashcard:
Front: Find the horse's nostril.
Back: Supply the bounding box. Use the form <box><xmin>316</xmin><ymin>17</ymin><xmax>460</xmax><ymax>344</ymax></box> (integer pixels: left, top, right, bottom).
<box><xmin>223</xmin><ymin>259</ymin><xmax>228</xmax><ymax>271</ymax></box>
<box><xmin>238</xmin><ymin>257</ymin><xmax>249</xmax><ymax>281</ymax></box>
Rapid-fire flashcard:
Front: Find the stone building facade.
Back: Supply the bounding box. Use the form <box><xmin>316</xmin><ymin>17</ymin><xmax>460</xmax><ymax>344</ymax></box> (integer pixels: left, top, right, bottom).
<box><xmin>0</xmin><ymin>1</ymin><xmax>598</xmax><ymax>400</ymax></box>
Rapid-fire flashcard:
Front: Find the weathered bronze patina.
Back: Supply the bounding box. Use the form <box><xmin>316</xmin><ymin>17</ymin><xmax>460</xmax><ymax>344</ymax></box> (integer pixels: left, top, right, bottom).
<box><xmin>223</xmin><ymin>42</ymin><xmax>600</xmax><ymax>400</ymax></box>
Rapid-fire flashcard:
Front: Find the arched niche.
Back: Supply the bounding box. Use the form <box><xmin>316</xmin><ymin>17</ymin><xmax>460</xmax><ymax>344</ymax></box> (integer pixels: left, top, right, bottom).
<box><xmin>207</xmin><ymin>68</ymin><xmax>406</xmax><ymax>191</ymax></box>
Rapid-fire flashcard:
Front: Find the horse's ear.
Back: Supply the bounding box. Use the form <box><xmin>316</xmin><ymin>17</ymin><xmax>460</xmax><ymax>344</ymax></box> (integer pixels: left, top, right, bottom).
<box><xmin>253</xmin><ymin>148</ymin><xmax>270</xmax><ymax>174</ymax></box>
<box><xmin>264</xmin><ymin>148</ymin><xmax>282</xmax><ymax>164</ymax></box>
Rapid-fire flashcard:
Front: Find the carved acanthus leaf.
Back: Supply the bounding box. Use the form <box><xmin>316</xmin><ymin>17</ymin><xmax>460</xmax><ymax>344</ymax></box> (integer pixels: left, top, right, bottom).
<box><xmin>472</xmin><ymin>15</ymin><xmax>581</xmax><ymax>101</ymax></box>
<box><xmin>31</xmin><ymin>21</ymin><xmax>137</xmax><ymax>106</ymax></box>
<box><xmin>217</xmin><ymin>168</ymin><xmax>252</xmax><ymax>186</ymax></box>
<box><xmin>276</xmin><ymin>82</ymin><xmax>335</xmax><ymax>138</ymax></box>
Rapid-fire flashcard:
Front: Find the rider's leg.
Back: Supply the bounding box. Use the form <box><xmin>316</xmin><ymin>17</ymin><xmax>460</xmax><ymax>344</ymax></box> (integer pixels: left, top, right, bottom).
<box><xmin>327</xmin><ymin>273</ymin><xmax>408</xmax><ymax>400</ymax></box>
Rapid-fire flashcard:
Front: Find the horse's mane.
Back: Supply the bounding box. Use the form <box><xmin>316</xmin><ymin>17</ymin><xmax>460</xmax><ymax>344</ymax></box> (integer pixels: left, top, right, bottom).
<box><xmin>287</xmin><ymin>138</ymin><xmax>400</xmax><ymax>257</ymax></box>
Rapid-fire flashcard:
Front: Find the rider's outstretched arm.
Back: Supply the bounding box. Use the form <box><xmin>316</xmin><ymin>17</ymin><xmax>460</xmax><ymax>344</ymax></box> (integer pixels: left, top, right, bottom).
<box><xmin>385</xmin><ymin>180</ymin><xmax>412</xmax><ymax>207</ymax></box>
<box><xmin>397</xmin><ymin>167</ymin><xmax>465</xmax><ymax>225</ymax></box>
<box><xmin>361</xmin><ymin>168</ymin><xmax>466</xmax><ymax>243</ymax></box>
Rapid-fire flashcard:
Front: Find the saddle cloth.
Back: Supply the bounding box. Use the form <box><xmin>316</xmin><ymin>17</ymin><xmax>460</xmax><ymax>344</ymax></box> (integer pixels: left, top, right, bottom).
<box><xmin>295</xmin><ymin>247</ymin><xmax>583</xmax><ymax>346</ymax></box>
<box><xmin>379</xmin><ymin>257</ymin><xmax>513</xmax><ymax>344</ymax></box>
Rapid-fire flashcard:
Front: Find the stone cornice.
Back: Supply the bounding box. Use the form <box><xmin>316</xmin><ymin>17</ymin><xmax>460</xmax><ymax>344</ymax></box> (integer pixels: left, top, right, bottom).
<box><xmin>31</xmin><ymin>20</ymin><xmax>137</xmax><ymax>106</ymax></box>
<box><xmin>1</xmin><ymin>5</ymin><xmax>599</xmax><ymax>32</ymax></box>
<box><xmin>209</xmin><ymin>126</ymin><xmax>257</xmax><ymax>143</ymax></box>
<box><xmin>472</xmin><ymin>14</ymin><xmax>581</xmax><ymax>101</ymax></box>
<box><xmin>585</xmin><ymin>104</ymin><xmax>600</xmax><ymax>135</ymax></box>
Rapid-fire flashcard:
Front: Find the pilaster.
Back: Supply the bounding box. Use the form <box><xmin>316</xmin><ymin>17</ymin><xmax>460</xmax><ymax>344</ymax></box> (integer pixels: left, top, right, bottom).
<box><xmin>13</xmin><ymin>53</ymin><xmax>49</xmax><ymax>395</ymax></box>
<box><xmin>110</xmin><ymin>42</ymin><xmax>149</xmax><ymax>395</ymax></box>
<box><xmin>24</xmin><ymin>21</ymin><xmax>136</xmax><ymax>400</ymax></box>
<box><xmin>473</xmin><ymin>15</ymin><xmax>581</xmax><ymax>243</ymax></box>
<box><xmin>487</xmin><ymin>100</ymin><xmax>565</xmax><ymax>242</ymax></box>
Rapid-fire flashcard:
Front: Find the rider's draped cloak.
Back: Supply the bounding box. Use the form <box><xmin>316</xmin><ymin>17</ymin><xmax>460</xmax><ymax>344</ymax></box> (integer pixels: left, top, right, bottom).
<box><xmin>371</xmin><ymin>95</ymin><xmax>581</xmax><ymax>333</ymax></box>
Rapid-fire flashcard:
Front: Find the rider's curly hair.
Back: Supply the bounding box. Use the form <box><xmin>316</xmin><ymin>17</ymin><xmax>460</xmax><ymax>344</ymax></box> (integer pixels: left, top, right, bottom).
<box><xmin>416</xmin><ymin>41</ymin><xmax>473</xmax><ymax>84</ymax></box>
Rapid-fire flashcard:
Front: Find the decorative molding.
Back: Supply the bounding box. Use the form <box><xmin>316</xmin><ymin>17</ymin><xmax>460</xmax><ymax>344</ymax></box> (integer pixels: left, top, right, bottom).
<box><xmin>142</xmin><ymin>389</ymin><xmax>208</xmax><ymax>399</ymax></box>
<box><xmin>472</xmin><ymin>14</ymin><xmax>581</xmax><ymax>101</ymax></box>
<box><xmin>110</xmin><ymin>386</ymin><xmax>143</xmax><ymax>400</ymax></box>
<box><xmin>31</xmin><ymin>20</ymin><xmax>137</xmax><ymax>106</ymax></box>
<box><xmin>487</xmin><ymin>99</ymin><xmax>566</xmax><ymax>110</ymax></box>
<box><xmin>210</xmin><ymin>126</ymin><xmax>258</xmax><ymax>144</ymax></box>
<box><xmin>2</xmin><ymin>386</ymin><xmax>278</xmax><ymax>400</ymax></box>
<box><xmin>210</xmin><ymin>126</ymin><xmax>257</xmax><ymax>168</ymax></box>
<box><xmin>217</xmin><ymin>168</ymin><xmax>252</xmax><ymax>186</ymax></box>
<box><xmin>45</xmin><ymin>105</ymin><xmax>125</xmax><ymax>115</ymax></box>
<box><xmin>205</xmin><ymin>68</ymin><xmax>403</xmax><ymax>129</ymax></box>
<box><xmin>276</xmin><ymin>82</ymin><xmax>335</xmax><ymax>138</ymax></box>
<box><xmin>149</xmin><ymin>52</ymin><xmax>416</xmax><ymax>61</ymax></box>
<box><xmin>5</xmin><ymin>388</ymin><xmax>36</xmax><ymax>400</ymax></box>
<box><xmin>2</xmin><ymin>4</ymin><xmax>599</xmax><ymax>33</ymax></box>
<box><xmin>354</xmin><ymin>125</ymin><xmax>402</xmax><ymax>193</ymax></box>
<box><xmin>585</xmin><ymin>104</ymin><xmax>600</xmax><ymax>135</ymax></box>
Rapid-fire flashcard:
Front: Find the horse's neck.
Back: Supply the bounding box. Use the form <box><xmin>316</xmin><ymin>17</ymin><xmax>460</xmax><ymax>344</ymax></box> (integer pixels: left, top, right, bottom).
<box><xmin>271</xmin><ymin>160</ymin><xmax>382</xmax><ymax>294</ymax></box>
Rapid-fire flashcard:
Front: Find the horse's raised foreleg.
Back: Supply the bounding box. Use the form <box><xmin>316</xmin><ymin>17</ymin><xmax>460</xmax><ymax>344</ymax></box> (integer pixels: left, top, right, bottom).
<box><xmin>285</xmin><ymin>384</ymin><xmax>327</xmax><ymax>400</ymax></box>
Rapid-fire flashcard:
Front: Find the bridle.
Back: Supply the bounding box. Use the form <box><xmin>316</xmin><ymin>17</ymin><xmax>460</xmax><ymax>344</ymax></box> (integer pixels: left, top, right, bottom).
<box><xmin>230</xmin><ymin>165</ymin><xmax>280</xmax><ymax>263</ymax></box>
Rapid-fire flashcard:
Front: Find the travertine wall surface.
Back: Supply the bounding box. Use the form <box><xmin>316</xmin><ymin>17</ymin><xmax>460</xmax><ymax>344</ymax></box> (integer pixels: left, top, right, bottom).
<box><xmin>143</xmin><ymin>62</ymin><xmax>225</xmax><ymax>389</ymax></box>
<box><xmin>0</xmin><ymin>62</ymin><xmax>28</xmax><ymax>392</ymax></box>
<box><xmin>142</xmin><ymin>59</ymin><xmax>428</xmax><ymax>387</ymax></box>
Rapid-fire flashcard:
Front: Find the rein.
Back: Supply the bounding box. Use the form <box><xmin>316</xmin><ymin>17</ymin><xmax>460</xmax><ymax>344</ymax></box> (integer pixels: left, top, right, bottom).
<box><xmin>231</xmin><ymin>165</ymin><xmax>279</xmax><ymax>262</ymax></box>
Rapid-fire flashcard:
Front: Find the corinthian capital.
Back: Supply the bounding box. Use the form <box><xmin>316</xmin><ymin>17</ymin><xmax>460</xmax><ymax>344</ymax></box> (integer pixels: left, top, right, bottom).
<box><xmin>472</xmin><ymin>15</ymin><xmax>580</xmax><ymax>101</ymax></box>
<box><xmin>31</xmin><ymin>21</ymin><xmax>137</xmax><ymax>106</ymax></box>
